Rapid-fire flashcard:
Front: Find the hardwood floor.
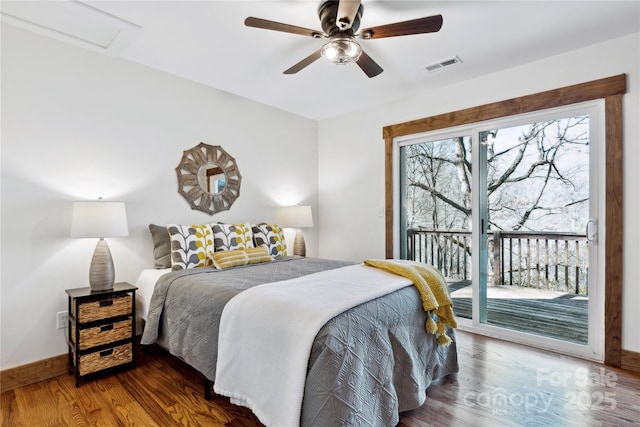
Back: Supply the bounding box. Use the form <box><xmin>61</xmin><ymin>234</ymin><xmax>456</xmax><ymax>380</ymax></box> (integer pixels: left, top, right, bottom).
<box><xmin>2</xmin><ymin>331</ymin><xmax>639</xmax><ymax>426</ymax></box>
<box><xmin>400</xmin><ymin>332</ymin><xmax>640</xmax><ymax>427</ymax></box>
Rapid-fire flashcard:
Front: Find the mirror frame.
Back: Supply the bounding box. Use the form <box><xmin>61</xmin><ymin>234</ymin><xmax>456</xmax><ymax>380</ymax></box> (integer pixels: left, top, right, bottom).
<box><xmin>176</xmin><ymin>142</ymin><xmax>242</xmax><ymax>215</ymax></box>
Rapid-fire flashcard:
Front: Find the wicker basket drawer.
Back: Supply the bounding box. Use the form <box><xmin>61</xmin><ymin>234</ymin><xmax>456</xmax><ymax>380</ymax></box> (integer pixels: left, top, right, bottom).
<box><xmin>73</xmin><ymin>293</ymin><xmax>132</xmax><ymax>323</ymax></box>
<box><xmin>72</xmin><ymin>318</ymin><xmax>132</xmax><ymax>350</ymax></box>
<box><xmin>74</xmin><ymin>343</ymin><xmax>132</xmax><ymax>376</ymax></box>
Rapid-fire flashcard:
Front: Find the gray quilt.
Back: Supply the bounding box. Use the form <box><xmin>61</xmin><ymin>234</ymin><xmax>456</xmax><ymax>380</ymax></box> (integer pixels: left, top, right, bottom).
<box><xmin>141</xmin><ymin>257</ymin><xmax>459</xmax><ymax>426</ymax></box>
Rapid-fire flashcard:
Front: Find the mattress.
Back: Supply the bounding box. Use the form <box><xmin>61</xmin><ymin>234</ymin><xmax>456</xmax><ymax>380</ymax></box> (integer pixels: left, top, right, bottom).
<box><xmin>135</xmin><ymin>268</ymin><xmax>170</xmax><ymax>321</ymax></box>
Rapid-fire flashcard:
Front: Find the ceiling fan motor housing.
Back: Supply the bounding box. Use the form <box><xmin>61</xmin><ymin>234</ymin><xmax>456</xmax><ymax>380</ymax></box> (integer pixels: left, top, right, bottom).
<box><xmin>318</xmin><ymin>0</ymin><xmax>363</xmax><ymax>37</ymax></box>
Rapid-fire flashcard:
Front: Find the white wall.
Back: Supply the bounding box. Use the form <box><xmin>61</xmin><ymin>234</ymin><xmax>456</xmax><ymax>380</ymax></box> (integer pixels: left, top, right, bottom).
<box><xmin>318</xmin><ymin>33</ymin><xmax>640</xmax><ymax>352</ymax></box>
<box><xmin>0</xmin><ymin>25</ymin><xmax>319</xmax><ymax>369</ymax></box>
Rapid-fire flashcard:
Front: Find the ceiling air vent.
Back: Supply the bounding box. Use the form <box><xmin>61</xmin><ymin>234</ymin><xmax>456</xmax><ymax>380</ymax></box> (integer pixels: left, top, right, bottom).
<box><xmin>422</xmin><ymin>56</ymin><xmax>462</xmax><ymax>72</ymax></box>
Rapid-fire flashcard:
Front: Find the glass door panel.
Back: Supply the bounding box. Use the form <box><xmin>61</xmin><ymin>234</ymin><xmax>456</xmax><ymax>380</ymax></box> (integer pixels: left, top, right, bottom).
<box><xmin>399</xmin><ymin>135</ymin><xmax>473</xmax><ymax>320</ymax></box>
<box><xmin>481</xmin><ymin>115</ymin><xmax>591</xmax><ymax>344</ymax></box>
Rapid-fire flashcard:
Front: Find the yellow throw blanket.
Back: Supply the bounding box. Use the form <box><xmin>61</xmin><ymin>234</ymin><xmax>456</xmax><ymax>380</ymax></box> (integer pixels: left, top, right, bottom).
<box><xmin>364</xmin><ymin>259</ymin><xmax>457</xmax><ymax>346</ymax></box>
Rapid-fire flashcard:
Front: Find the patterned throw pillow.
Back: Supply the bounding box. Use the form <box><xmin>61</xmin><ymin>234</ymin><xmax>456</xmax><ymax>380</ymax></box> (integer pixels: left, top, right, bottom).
<box><xmin>167</xmin><ymin>224</ymin><xmax>214</xmax><ymax>270</ymax></box>
<box><xmin>212</xmin><ymin>249</ymin><xmax>249</xmax><ymax>270</ymax></box>
<box><xmin>245</xmin><ymin>246</ymin><xmax>273</xmax><ymax>265</ymax></box>
<box><xmin>252</xmin><ymin>224</ymin><xmax>287</xmax><ymax>258</ymax></box>
<box><xmin>212</xmin><ymin>223</ymin><xmax>254</xmax><ymax>251</ymax></box>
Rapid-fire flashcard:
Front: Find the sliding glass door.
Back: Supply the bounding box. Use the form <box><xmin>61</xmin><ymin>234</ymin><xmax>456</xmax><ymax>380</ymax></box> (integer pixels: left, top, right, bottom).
<box><xmin>396</xmin><ymin>101</ymin><xmax>603</xmax><ymax>360</ymax></box>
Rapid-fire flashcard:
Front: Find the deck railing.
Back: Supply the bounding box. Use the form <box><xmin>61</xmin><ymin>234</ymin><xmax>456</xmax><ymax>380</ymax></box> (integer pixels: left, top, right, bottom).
<box><xmin>407</xmin><ymin>228</ymin><xmax>589</xmax><ymax>294</ymax></box>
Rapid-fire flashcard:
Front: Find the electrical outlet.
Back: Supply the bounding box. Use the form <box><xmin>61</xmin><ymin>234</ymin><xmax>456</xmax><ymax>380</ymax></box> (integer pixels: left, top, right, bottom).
<box><xmin>56</xmin><ymin>311</ymin><xmax>68</xmax><ymax>330</ymax></box>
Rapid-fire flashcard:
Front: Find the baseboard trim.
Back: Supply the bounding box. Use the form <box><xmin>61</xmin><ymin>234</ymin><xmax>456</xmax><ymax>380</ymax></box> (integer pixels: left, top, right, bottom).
<box><xmin>621</xmin><ymin>349</ymin><xmax>640</xmax><ymax>374</ymax></box>
<box><xmin>1</xmin><ymin>354</ymin><xmax>68</xmax><ymax>393</ymax></box>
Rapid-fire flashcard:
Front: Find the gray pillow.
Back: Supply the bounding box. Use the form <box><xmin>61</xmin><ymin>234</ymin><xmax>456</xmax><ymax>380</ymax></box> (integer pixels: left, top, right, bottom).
<box><xmin>148</xmin><ymin>224</ymin><xmax>171</xmax><ymax>269</ymax></box>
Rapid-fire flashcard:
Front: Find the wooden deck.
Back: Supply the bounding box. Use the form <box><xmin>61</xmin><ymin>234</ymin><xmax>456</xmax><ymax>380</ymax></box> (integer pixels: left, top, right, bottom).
<box><xmin>448</xmin><ymin>280</ymin><xmax>588</xmax><ymax>344</ymax></box>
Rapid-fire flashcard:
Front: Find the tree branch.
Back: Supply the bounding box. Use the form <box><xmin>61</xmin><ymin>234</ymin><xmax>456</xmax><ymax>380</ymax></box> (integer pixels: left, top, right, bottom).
<box><xmin>410</xmin><ymin>182</ymin><xmax>471</xmax><ymax>216</ymax></box>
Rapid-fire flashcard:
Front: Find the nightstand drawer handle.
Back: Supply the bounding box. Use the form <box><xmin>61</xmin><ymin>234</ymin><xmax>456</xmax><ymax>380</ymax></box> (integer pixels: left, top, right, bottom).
<box><xmin>100</xmin><ymin>349</ymin><xmax>114</xmax><ymax>357</ymax></box>
<box><xmin>99</xmin><ymin>300</ymin><xmax>114</xmax><ymax>307</ymax></box>
<box><xmin>100</xmin><ymin>324</ymin><xmax>114</xmax><ymax>332</ymax></box>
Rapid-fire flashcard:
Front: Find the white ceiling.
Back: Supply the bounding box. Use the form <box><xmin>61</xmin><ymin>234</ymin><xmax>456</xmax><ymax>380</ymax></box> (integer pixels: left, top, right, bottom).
<box><xmin>2</xmin><ymin>1</ymin><xmax>639</xmax><ymax>120</ymax></box>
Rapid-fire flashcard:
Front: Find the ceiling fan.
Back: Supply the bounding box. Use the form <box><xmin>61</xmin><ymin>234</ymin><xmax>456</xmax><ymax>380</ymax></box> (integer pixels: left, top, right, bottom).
<box><xmin>245</xmin><ymin>0</ymin><xmax>443</xmax><ymax>78</ymax></box>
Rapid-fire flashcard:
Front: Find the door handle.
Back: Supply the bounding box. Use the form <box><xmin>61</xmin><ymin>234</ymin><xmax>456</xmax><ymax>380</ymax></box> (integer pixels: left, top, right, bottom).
<box><xmin>586</xmin><ymin>219</ymin><xmax>597</xmax><ymax>245</ymax></box>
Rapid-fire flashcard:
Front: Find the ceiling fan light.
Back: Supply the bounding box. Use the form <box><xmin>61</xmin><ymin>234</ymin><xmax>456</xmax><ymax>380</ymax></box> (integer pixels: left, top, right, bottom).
<box><xmin>321</xmin><ymin>38</ymin><xmax>362</xmax><ymax>64</ymax></box>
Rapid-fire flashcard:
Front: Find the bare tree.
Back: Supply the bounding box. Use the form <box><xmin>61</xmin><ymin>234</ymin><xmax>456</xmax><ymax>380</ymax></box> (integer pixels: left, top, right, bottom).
<box><xmin>403</xmin><ymin>136</ymin><xmax>471</xmax><ymax>230</ymax></box>
<box><xmin>404</xmin><ymin>116</ymin><xmax>589</xmax><ymax>233</ymax></box>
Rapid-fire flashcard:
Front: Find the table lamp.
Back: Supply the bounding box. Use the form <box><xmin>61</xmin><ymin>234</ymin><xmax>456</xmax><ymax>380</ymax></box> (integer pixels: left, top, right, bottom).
<box><xmin>281</xmin><ymin>205</ymin><xmax>313</xmax><ymax>257</ymax></box>
<box><xmin>71</xmin><ymin>200</ymin><xmax>129</xmax><ymax>291</ymax></box>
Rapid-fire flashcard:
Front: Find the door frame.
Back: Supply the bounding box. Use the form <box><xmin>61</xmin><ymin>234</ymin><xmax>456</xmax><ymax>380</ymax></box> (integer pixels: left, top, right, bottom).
<box><xmin>382</xmin><ymin>74</ymin><xmax>626</xmax><ymax>367</ymax></box>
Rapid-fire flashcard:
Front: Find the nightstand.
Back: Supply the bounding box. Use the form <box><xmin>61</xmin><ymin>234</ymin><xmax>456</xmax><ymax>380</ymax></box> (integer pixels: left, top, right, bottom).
<box><xmin>66</xmin><ymin>283</ymin><xmax>137</xmax><ymax>387</ymax></box>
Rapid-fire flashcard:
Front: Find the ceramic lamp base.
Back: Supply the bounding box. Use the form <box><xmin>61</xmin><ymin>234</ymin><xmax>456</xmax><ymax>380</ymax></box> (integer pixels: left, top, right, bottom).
<box><xmin>293</xmin><ymin>230</ymin><xmax>306</xmax><ymax>257</ymax></box>
<box><xmin>89</xmin><ymin>238</ymin><xmax>115</xmax><ymax>291</ymax></box>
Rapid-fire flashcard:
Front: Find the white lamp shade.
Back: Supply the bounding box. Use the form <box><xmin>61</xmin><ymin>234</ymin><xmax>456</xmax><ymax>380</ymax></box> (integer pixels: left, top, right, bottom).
<box><xmin>71</xmin><ymin>201</ymin><xmax>129</xmax><ymax>238</ymax></box>
<box><xmin>281</xmin><ymin>205</ymin><xmax>313</xmax><ymax>229</ymax></box>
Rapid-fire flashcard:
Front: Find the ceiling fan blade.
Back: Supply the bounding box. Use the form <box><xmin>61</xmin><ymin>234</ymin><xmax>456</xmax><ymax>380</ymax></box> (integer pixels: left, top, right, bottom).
<box><xmin>356</xmin><ymin>50</ymin><xmax>383</xmax><ymax>78</ymax></box>
<box><xmin>359</xmin><ymin>14</ymin><xmax>443</xmax><ymax>39</ymax></box>
<box><xmin>283</xmin><ymin>48</ymin><xmax>323</xmax><ymax>74</ymax></box>
<box><xmin>245</xmin><ymin>17</ymin><xmax>323</xmax><ymax>38</ymax></box>
<box><xmin>336</xmin><ymin>0</ymin><xmax>361</xmax><ymax>30</ymax></box>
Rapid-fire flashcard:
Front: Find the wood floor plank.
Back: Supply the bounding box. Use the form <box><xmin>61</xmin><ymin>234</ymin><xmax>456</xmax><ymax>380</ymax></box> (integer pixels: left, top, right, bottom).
<box><xmin>0</xmin><ymin>388</ymin><xmax>24</xmax><ymax>427</ymax></box>
<box><xmin>97</xmin><ymin>375</ymin><xmax>158</xmax><ymax>426</ymax></box>
<box><xmin>13</xmin><ymin>380</ymin><xmax>69</xmax><ymax>427</ymax></box>
<box><xmin>114</xmin><ymin>363</ymin><xmax>185</xmax><ymax>427</ymax></box>
<box><xmin>46</xmin><ymin>375</ymin><xmax>92</xmax><ymax>427</ymax></box>
<box><xmin>77</xmin><ymin>379</ymin><xmax>132</xmax><ymax>427</ymax></box>
<box><xmin>2</xmin><ymin>331</ymin><xmax>639</xmax><ymax>426</ymax></box>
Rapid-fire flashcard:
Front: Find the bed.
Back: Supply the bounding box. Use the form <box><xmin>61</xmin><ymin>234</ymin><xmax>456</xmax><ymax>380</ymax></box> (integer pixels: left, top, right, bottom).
<box><xmin>137</xmin><ymin>223</ymin><xmax>458</xmax><ymax>426</ymax></box>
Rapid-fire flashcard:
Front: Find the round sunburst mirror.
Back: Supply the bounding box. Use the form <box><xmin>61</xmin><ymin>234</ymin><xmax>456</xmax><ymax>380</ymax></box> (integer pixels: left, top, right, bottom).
<box><xmin>176</xmin><ymin>143</ymin><xmax>242</xmax><ymax>215</ymax></box>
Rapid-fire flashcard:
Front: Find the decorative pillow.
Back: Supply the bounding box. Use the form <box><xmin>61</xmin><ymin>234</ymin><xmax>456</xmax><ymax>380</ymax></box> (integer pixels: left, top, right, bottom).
<box><xmin>212</xmin><ymin>223</ymin><xmax>254</xmax><ymax>251</ymax></box>
<box><xmin>212</xmin><ymin>249</ymin><xmax>249</xmax><ymax>270</ymax></box>
<box><xmin>149</xmin><ymin>224</ymin><xmax>172</xmax><ymax>269</ymax></box>
<box><xmin>245</xmin><ymin>246</ymin><xmax>273</xmax><ymax>265</ymax></box>
<box><xmin>166</xmin><ymin>224</ymin><xmax>214</xmax><ymax>270</ymax></box>
<box><xmin>252</xmin><ymin>224</ymin><xmax>287</xmax><ymax>258</ymax></box>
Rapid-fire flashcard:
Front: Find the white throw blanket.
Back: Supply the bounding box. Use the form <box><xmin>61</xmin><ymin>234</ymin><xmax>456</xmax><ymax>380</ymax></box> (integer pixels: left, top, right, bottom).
<box><xmin>213</xmin><ymin>263</ymin><xmax>412</xmax><ymax>427</ymax></box>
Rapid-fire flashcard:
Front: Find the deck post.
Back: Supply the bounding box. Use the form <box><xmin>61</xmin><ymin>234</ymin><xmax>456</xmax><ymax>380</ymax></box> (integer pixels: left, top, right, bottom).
<box><xmin>493</xmin><ymin>231</ymin><xmax>501</xmax><ymax>287</ymax></box>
